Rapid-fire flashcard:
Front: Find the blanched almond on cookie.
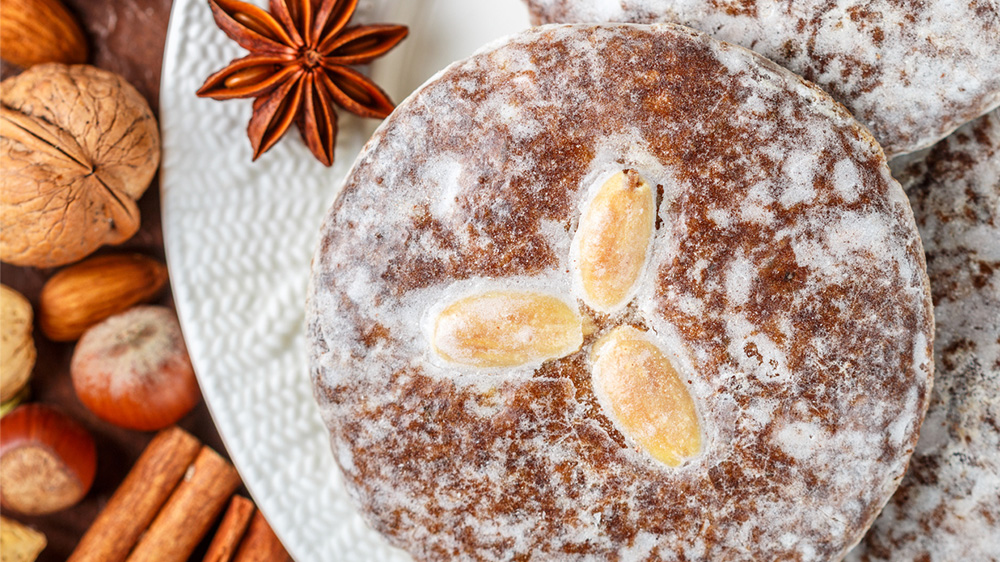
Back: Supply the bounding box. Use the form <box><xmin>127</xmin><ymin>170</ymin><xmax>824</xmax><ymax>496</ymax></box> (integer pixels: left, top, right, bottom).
<box><xmin>432</xmin><ymin>291</ymin><xmax>583</xmax><ymax>368</ymax></box>
<box><xmin>591</xmin><ymin>326</ymin><xmax>700</xmax><ymax>466</ymax></box>
<box><xmin>575</xmin><ymin>170</ymin><xmax>655</xmax><ymax>312</ymax></box>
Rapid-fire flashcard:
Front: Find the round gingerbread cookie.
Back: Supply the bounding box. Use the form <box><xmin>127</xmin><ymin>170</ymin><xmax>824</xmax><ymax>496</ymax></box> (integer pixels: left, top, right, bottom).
<box><xmin>308</xmin><ymin>24</ymin><xmax>934</xmax><ymax>561</ymax></box>
<box><xmin>848</xmin><ymin>110</ymin><xmax>1000</xmax><ymax>561</ymax></box>
<box><xmin>522</xmin><ymin>0</ymin><xmax>1000</xmax><ymax>158</ymax></box>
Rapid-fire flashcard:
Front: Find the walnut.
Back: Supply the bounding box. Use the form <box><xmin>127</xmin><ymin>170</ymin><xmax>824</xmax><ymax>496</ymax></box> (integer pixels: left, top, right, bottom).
<box><xmin>0</xmin><ymin>284</ymin><xmax>35</xmax><ymax>404</ymax></box>
<box><xmin>0</xmin><ymin>64</ymin><xmax>160</xmax><ymax>267</ymax></box>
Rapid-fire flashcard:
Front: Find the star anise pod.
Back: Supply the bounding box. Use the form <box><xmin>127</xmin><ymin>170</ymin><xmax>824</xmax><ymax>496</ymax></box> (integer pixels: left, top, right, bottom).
<box><xmin>196</xmin><ymin>0</ymin><xmax>407</xmax><ymax>166</ymax></box>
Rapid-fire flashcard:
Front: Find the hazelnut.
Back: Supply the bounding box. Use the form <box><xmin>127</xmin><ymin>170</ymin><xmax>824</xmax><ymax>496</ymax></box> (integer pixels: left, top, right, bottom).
<box><xmin>71</xmin><ymin>306</ymin><xmax>200</xmax><ymax>431</ymax></box>
<box><xmin>0</xmin><ymin>404</ymin><xmax>97</xmax><ymax>515</ymax></box>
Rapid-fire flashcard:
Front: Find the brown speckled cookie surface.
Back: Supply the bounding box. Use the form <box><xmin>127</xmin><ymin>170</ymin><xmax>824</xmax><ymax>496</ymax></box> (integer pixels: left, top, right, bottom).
<box><xmin>848</xmin><ymin>109</ymin><xmax>1000</xmax><ymax>562</ymax></box>
<box><xmin>524</xmin><ymin>0</ymin><xmax>1000</xmax><ymax>157</ymax></box>
<box><xmin>307</xmin><ymin>24</ymin><xmax>934</xmax><ymax>561</ymax></box>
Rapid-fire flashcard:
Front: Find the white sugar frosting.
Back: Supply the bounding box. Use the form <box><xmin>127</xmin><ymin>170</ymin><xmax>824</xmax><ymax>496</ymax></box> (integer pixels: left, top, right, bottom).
<box><xmin>848</xmin><ymin>109</ymin><xmax>1000</xmax><ymax>562</ymax></box>
<box><xmin>308</xmin><ymin>24</ymin><xmax>934</xmax><ymax>561</ymax></box>
<box><xmin>525</xmin><ymin>0</ymin><xmax>1000</xmax><ymax>157</ymax></box>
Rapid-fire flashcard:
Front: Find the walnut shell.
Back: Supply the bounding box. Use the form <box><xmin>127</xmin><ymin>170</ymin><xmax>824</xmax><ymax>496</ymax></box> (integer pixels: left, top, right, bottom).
<box><xmin>0</xmin><ymin>284</ymin><xmax>35</xmax><ymax>403</ymax></box>
<box><xmin>0</xmin><ymin>64</ymin><xmax>160</xmax><ymax>267</ymax></box>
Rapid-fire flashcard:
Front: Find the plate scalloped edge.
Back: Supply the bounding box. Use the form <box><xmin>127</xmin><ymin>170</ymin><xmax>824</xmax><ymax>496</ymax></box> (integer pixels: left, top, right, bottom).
<box><xmin>159</xmin><ymin>0</ymin><xmax>529</xmax><ymax>560</ymax></box>
<box><xmin>159</xmin><ymin>0</ymin><xmax>411</xmax><ymax>559</ymax></box>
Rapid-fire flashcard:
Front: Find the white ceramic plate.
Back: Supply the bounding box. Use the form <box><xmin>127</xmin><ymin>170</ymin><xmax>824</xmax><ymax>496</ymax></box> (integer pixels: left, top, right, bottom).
<box><xmin>159</xmin><ymin>1</ymin><xmax>530</xmax><ymax>560</ymax></box>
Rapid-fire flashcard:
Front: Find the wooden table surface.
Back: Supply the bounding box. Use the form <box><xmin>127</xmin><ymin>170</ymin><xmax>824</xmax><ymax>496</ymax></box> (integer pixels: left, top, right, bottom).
<box><xmin>1</xmin><ymin>1</ymin><xmax>246</xmax><ymax>559</ymax></box>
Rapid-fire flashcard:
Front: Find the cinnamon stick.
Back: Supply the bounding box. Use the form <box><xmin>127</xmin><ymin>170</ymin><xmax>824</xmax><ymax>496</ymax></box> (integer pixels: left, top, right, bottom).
<box><xmin>232</xmin><ymin>511</ymin><xmax>291</xmax><ymax>562</ymax></box>
<box><xmin>125</xmin><ymin>445</ymin><xmax>240</xmax><ymax>562</ymax></box>
<box><xmin>202</xmin><ymin>495</ymin><xmax>255</xmax><ymax>562</ymax></box>
<box><xmin>68</xmin><ymin>426</ymin><xmax>201</xmax><ymax>562</ymax></box>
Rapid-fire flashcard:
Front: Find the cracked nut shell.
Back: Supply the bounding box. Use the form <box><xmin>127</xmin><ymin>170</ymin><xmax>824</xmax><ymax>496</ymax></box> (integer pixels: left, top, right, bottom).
<box><xmin>0</xmin><ymin>63</ymin><xmax>160</xmax><ymax>267</ymax></box>
<box><xmin>0</xmin><ymin>284</ymin><xmax>35</xmax><ymax>403</ymax></box>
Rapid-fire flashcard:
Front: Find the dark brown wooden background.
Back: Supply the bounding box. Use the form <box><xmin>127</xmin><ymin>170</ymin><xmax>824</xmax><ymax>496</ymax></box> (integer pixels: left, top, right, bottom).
<box><xmin>1</xmin><ymin>1</ymin><xmax>246</xmax><ymax>559</ymax></box>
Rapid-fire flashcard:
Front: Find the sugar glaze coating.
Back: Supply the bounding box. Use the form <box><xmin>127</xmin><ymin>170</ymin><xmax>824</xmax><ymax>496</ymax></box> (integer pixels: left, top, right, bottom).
<box><xmin>308</xmin><ymin>24</ymin><xmax>934</xmax><ymax>561</ymax></box>
<box><xmin>524</xmin><ymin>0</ymin><xmax>1000</xmax><ymax>157</ymax></box>
<box><xmin>849</xmin><ymin>110</ymin><xmax>1000</xmax><ymax>562</ymax></box>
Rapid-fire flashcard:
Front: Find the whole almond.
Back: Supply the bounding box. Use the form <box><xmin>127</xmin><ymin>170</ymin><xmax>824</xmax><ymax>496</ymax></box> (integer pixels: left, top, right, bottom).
<box><xmin>574</xmin><ymin>169</ymin><xmax>655</xmax><ymax>312</ymax></box>
<box><xmin>591</xmin><ymin>326</ymin><xmax>701</xmax><ymax>466</ymax></box>
<box><xmin>39</xmin><ymin>254</ymin><xmax>168</xmax><ymax>342</ymax></box>
<box><xmin>0</xmin><ymin>0</ymin><xmax>87</xmax><ymax>68</ymax></box>
<box><xmin>432</xmin><ymin>290</ymin><xmax>583</xmax><ymax>368</ymax></box>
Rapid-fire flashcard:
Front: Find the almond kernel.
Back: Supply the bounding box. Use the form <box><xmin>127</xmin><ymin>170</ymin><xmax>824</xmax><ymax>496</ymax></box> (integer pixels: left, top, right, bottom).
<box><xmin>432</xmin><ymin>290</ymin><xmax>583</xmax><ymax>367</ymax></box>
<box><xmin>575</xmin><ymin>170</ymin><xmax>655</xmax><ymax>312</ymax></box>
<box><xmin>39</xmin><ymin>254</ymin><xmax>168</xmax><ymax>342</ymax></box>
<box><xmin>591</xmin><ymin>326</ymin><xmax>701</xmax><ymax>466</ymax></box>
<box><xmin>0</xmin><ymin>0</ymin><xmax>88</xmax><ymax>67</ymax></box>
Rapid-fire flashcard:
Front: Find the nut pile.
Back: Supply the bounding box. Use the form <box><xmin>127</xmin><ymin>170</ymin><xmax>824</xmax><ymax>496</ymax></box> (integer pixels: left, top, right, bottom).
<box><xmin>0</xmin><ymin>7</ymin><xmax>201</xmax><ymax>561</ymax></box>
